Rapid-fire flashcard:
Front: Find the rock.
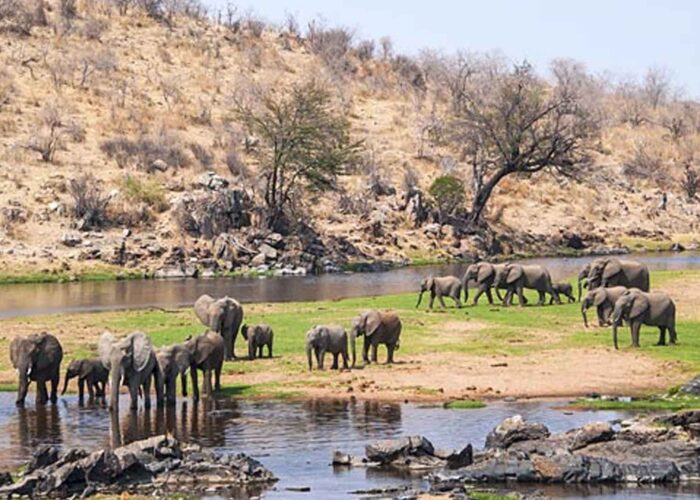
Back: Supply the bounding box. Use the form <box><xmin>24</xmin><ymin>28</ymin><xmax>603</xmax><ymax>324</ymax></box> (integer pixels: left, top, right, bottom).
<box><xmin>153</xmin><ymin>264</ymin><xmax>197</xmax><ymax>279</ymax></box>
<box><xmin>366</xmin><ymin>436</ymin><xmax>435</xmax><ymax>464</ymax></box>
<box><xmin>680</xmin><ymin>374</ymin><xmax>700</xmax><ymax>395</ymax></box>
<box><xmin>61</xmin><ymin>232</ymin><xmax>82</xmax><ymax>247</ymax></box>
<box><xmin>286</xmin><ymin>486</ymin><xmax>311</xmax><ymax>492</ymax></box>
<box><xmin>423</xmin><ymin>223</ymin><xmax>442</xmax><ymax>237</ymax></box>
<box><xmin>331</xmin><ymin>451</ymin><xmax>352</xmax><ymax>466</ymax></box>
<box><xmin>257</xmin><ymin>243</ymin><xmax>278</xmax><ymax>261</ymax></box>
<box><xmin>26</xmin><ymin>445</ymin><xmax>60</xmax><ymax>473</ymax></box>
<box><xmin>264</xmin><ymin>232</ymin><xmax>285</xmax><ymax>249</ymax></box>
<box><xmin>273</xmin><ymin>267</ymin><xmax>307</xmax><ymax>276</ymax></box>
<box><xmin>250</xmin><ymin>253</ymin><xmax>267</xmax><ymax>267</ymax></box>
<box><xmin>569</xmin><ymin>422</ymin><xmax>614</xmax><ymax>450</ymax></box>
<box><xmin>485</xmin><ymin>415</ymin><xmax>550</xmax><ymax>449</ymax></box>
<box><xmin>0</xmin><ymin>473</ymin><xmax>11</xmax><ymax>487</ymax></box>
<box><xmin>151</xmin><ymin>159</ymin><xmax>168</xmax><ymax>172</ymax></box>
<box><xmin>670</xmin><ymin>242</ymin><xmax>685</xmax><ymax>252</ymax></box>
<box><xmin>197</xmin><ymin>171</ymin><xmax>230</xmax><ymax>191</ymax></box>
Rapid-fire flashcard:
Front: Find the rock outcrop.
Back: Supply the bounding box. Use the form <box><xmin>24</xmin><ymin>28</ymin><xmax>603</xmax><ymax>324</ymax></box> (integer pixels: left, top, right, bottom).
<box><xmin>0</xmin><ymin>435</ymin><xmax>276</xmax><ymax>498</ymax></box>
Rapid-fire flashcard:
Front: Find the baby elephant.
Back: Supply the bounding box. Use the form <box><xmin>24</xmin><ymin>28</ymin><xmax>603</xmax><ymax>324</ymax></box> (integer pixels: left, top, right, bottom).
<box><xmin>241</xmin><ymin>324</ymin><xmax>274</xmax><ymax>360</ymax></box>
<box><xmin>550</xmin><ymin>282</ymin><xmax>575</xmax><ymax>304</ymax></box>
<box><xmin>305</xmin><ymin>325</ymin><xmax>349</xmax><ymax>370</ymax></box>
<box><xmin>611</xmin><ymin>289</ymin><xmax>677</xmax><ymax>349</ymax></box>
<box><xmin>61</xmin><ymin>358</ymin><xmax>108</xmax><ymax>404</ymax></box>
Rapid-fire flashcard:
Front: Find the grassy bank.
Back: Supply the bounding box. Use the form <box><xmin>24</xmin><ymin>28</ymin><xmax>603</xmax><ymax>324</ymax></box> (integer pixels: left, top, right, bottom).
<box><xmin>0</xmin><ymin>269</ymin><xmax>698</xmax><ymax>401</ymax></box>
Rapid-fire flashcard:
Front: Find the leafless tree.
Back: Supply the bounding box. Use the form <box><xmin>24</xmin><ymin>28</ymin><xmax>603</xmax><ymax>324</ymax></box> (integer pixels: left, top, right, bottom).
<box><xmin>681</xmin><ymin>163</ymin><xmax>698</xmax><ymax>201</ymax></box>
<box><xmin>379</xmin><ymin>36</ymin><xmax>393</xmax><ymax>60</ymax></box>
<box><xmin>27</xmin><ymin>104</ymin><xmax>65</xmax><ymax>162</ymax></box>
<box><xmin>68</xmin><ymin>175</ymin><xmax>111</xmax><ymax>229</ymax></box>
<box><xmin>643</xmin><ymin>66</ymin><xmax>671</xmax><ymax>109</ymax></box>
<box><xmin>616</xmin><ymin>79</ymin><xmax>647</xmax><ymax>127</ymax></box>
<box><xmin>451</xmin><ymin>60</ymin><xmax>600</xmax><ymax>227</ymax></box>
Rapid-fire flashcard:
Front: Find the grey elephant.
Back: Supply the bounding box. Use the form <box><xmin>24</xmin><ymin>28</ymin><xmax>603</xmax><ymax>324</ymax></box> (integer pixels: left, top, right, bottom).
<box><xmin>10</xmin><ymin>332</ymin><xmax>63</xmax><ymax>406</ymax></box>
<box><xmin>184</xmin><ymin>330</ymin><xmax>224</xmax><ymax>401</ymax></box>
<box><xmin>587</xmin><ymin>258</ymin><xmax>650</xmax><ymax>292</ymax></box>
<box><xmin>611</xmin><ymin>289</ymin><xmax>677</xmax><ymax>349</ymax></box>
<box><xmin>61</xmin><ymin>358</ymin><xmax>108</xmax><ymax>404</ymax></box>
<box><xmin>241</xmin><ymin>324</ymin><xmax>273</xmax><ymax>360</ymax></box>
<box><xmin>496</xmin><ymin>264</ymin><xmax>560</xmax><ymax>306</ymax></box>
<box><xmin>156</xmin><ymin>344</ymin><xmax>193</xmax><ymax>405</ymax></box>
<box><xmin>305</xmin><ymin>325</ymin><xmax>349</xmax><ymax>370</ymax></box>
<box><xmin>350</xmin><ymin>310</ymin><xmax>402</xmax><ymax>367</ymax></box>
<box><xmin>194</xmin><ymin>294</ymin><xmax>244</xmax><ymax>360</ymax></box>
<box><xmin>581</xmin><ymin>286</ymin><xmax>628</xmax><ymax>327</ymax></box>
<box><xmin>576</xmin><ymin>261</ymin><xmax>596</xmax><ymax>301</ymax></box>
<box><xmin>99</xmin><ymin>331</ymin><xmax>164</xmax><ymax>412</ymax></box>
<box><xmin>462</xmin><ymin>262</ymin><xmax>507</xmax><ymax>305</ymax></box>
<box><xmin>551</xmin><ymin>282</ymin><xmax>576</xmax><ymax>304</ymax></box>
<box><xmin>416</xmin><ymin>276</ymin><xmax>462</xmax><ymax>309</ymax></box>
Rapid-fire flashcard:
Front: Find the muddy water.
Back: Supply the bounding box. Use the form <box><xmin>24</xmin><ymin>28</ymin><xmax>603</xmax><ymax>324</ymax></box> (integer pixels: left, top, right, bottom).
<box><xmin>0</xmin><ymin>393</ymin><xmax>697</xmax><ymax>498</ymax></box>
<box><xmin>1</xmin><ymin>252</ymin><xmax>699</xmax><ymax>318</ymax></box>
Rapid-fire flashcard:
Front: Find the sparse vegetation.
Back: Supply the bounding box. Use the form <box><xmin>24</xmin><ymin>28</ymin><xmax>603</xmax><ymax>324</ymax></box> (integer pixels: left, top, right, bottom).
<box><xmin>68</xmin><ymin>174</ymin><xmax>110</xmax><ymax>229</ymax></box>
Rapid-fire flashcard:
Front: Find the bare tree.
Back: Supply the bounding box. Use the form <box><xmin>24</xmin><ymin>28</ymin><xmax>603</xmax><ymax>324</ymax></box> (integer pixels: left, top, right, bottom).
<box><xmin>643</xmin><ymin>66</ymin><xmax>671</xmax><ymax>109</ymax></box>
<box><xmin>681</xmin><ymin>163</ymin><xmax>698</xmax><ymax>201</ymax></box>
<box><xmin>27</xmin><ymin>103</ymin><xmax>65</xmax><ymax>162</ymax></box>
<box><xmin>616</xmin><ymin>79</ymin><xmax>647</xmax><ymax>127</ymax></box>
<box><xmin>451</xmin><ymin>60</ymin><xmax>599</xmax><ymax>227</ymax></box>
<box><xmin>233</xmin><ymin>81</ymin><xmax>362</xmax><ymax>231</ymax></box>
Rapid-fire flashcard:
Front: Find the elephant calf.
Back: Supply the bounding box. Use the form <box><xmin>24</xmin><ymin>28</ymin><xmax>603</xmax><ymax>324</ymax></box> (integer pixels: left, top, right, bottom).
<box><xmin>241</xmin><ymin>324</ymin><xmax>274</xmax><ymax>360</ymax></box>
<box><xmin>184</xmin><ymin>331</ymin><xmax>224</xmax><ymax>402</ymax></box>
<box><xmin>550</xmin><ymin>282</ymin><xmax>575</xmax><ymax>304</ymax></box>
<box><xmin>156</xmin><ymin>344</ymin><xmax>193</xmax><ymax>405</ymax></box>
<box><xmin>306</xmin><ymin>325</ymin><xmax>349</xmax><ymax>370</ymax></box>
<box><xmin>10</xmin><ymin>332</ymin><xmax>63</xmax><ymax>406</ymax></box>
<box><xmin>350</xmin><ymin>310</ymin><xmax>402</xmax><ymax>367</ymax></box>
<box><xmin>416</xmin><ymin>276</ymin><xmax>462</xmax><ymax>309</ymax></box>
<box><xmin>61</xmin><ymin>358</ymin><xmax>108</xmax><ymax>404</ymax></box>
<box><xmin>611</xmin><ymin>289</ymin><xmax>677</xmax><ymax>349</ymax></box>
<box><xmin>581</xmin><ymin>286</ymin><xmax>628</xmax><ymax>327</ymax></box>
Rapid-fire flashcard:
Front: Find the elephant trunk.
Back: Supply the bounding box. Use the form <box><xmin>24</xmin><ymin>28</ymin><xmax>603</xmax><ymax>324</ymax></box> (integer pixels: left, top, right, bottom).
<box><xmin>350</xmin><ymin>330</ymin><xmax>358</xmax><ymax>368</ymax></box>
<box><xmin>16</xmin><ymin>363</ymin><xmax>29</xmax><ymax>405</ymax></box>
<box><xmin>463</xmin><ymin>278</ymin><xmax>469</xmax><ymax>303</ymax></box>
<box><xmin>415</xmin><ymin>291</ymin><xmax>424</xmax><ymax>308</ymax></box>
<box><xmin>109</xmin><ymin>366</ymin><xmax>121</xmax><ymax>412</ymax></box>
<box><xmin>306</xmin><ymin>343</ymin><xmax>313</xmax><ymax>370</ymax></box>
<box><xmin>248</xmin><ymin>336</ymin><xmax>255</xmax><ymax>360</ymax></box>
<box><xmin>61</xmin><ymin>370</ymin><xmax>72</xmax><ymax>395</ymax></box>
<box><xmin>581</xmin><ymin>306</ymin><xmax>589</xmax><ymax>328</ymax></box>
<box><xmin>612</xmin><ymin>324</ymin><xmax>619</xmax><ymax>350</ymax></box>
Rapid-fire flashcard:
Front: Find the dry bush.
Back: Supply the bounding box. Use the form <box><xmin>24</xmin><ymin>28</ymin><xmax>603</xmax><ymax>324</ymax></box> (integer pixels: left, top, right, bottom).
<box><xmin>392</xmin><ymin>55</ymin><xmax>426</xmax><ymax>93</ymax></box>
<box><xmin>337</xmin><ymin>192</ymin><xmax>371</xmax><ymax>217</ymax></box>
<box><xmin>681</xmin><ymin>164</ymin><xmax>698</xmax><ymax>201</ymax></box>
<box><xmin>403</xmin><ymin>165</ymin><xmax>421</xmax><ymax>193</ymax></box>
<box><xmin>0</xmin><ymin>68</ymin><xmax>13</xmax><ymax>111</ymax></box>
<box><xmin>26</xmin><ymin>104</ymin><xmax>65</xmax><ymax>162</ymax></box>
<box><xmin>356</xmin><ymin>39</ymin><xmax>375</xmax><ymax>61</ymax></box>
<box><xmin>77</xmin><ymin>50</ymin><xmax>117</xmax><ymax>88</ymax></box>
<box><xmin>174</xmin><ymin>189</ymin><xmax>252</xmax><ymax>239</ymax></box>
<box><xmin>189</xmin><ymin>142</ymin><xmax>213</xmax><ymax>168</ymax></box>
<box><xmin>244</xmin><ymin>14</ymin><xmax>265</xmax><ymax>38</ymax></box>
<box><xmin>121</xmin><ymin>175</ymin><xmax>168</xmax><ymax>212</ymax></box>
<box><xmin>623</xmin><ymin>141</ymin><xmax>664</xmax><ymax>183</ymax></box>
<box><xmin>283</xmin><ymin>11</ymin><xmax>299</xmax><ymax>36</ymax></box>
<box><xmin>306</xmin><ymin>19</ymin><xmax>354</xmax><ymax>75</ymax></box>
<box><xmin>101</xmin><ymin>129</ymin><xmax>190</xmax><ymax>170</ymax></box>
<box><xmin>68</xmin><ymin>174</ymin><xmax>111</xmax><ymax>229</ymax></box>
<box><xmin>379</xmin><ymin>36</ymin><xmax>393</xmax><ymax>60</ymax></box>
<box><xmin>616</xmin><ymin>80</ymin><xmax>647</xmax><ymax>127</ymax></box>
<box><xmin>0</xmin><ymin>0</ymin><xmax>46</xmax><ymax>36</ymax></box>
<box><xmin>81</xmin><ymin>17</ymin><xmax>106</xmax><ymax>41</ymax></box>
<box><xmin>225</xmin><ymin>149</ymin><xmax>251</xmax><ymax>179</ymax></box>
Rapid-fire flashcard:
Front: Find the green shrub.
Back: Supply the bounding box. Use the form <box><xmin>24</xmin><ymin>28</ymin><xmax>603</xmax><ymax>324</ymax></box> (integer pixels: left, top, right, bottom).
<box><xmin>121</xmin><ymin>175</ymin><xmax>168</xmax><ymax>212</ymax></box>
<box><xmin>428</xmin><ymin>175</ymin><xmax>465</xmax><ymax>221</ymax></box>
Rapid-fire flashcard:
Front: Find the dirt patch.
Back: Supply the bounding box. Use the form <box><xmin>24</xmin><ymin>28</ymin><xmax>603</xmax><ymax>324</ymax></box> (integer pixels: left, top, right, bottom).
<box><xmin>656</xmin><ymin>275</ymin><xmax>700</xmax><ymax>321</ymax></box>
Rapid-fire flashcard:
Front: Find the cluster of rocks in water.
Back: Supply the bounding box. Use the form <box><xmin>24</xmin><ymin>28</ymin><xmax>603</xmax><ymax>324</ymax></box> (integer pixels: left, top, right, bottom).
<box><xmin>335</xmin><ymin>410</ymin><xmax>700</xmax><ymax>496</ymax></box>
<box><xmin>0</xmin><ymin>435</ymin><xmax>276</xmax><ymax>498</ymax></box>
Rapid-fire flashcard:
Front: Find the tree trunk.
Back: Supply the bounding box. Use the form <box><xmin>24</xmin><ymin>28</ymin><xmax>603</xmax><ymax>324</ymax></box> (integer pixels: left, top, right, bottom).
<box><xmin>466</xmin><ymin>167</ymin><xmax>509</xmax><ymax>228</ymax></box>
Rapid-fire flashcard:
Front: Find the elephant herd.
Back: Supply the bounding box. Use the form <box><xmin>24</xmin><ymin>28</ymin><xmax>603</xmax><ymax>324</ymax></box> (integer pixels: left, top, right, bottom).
<box><xmin>8</xmin><ymin>294</ymin><xmax>404</xmax><ymax>411</ymax></box>
<box><xmin>419</xmin><ymin>257</ymin><xmax>678</xmax><ymax>350</ymax></box>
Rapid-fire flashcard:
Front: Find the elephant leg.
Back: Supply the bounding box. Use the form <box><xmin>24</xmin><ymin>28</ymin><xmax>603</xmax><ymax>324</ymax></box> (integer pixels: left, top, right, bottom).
<box><xmin>537</xmin><ymin>290</ymin><xmax>545</xmax><ymax>306</ymax></box>
<box><xmin>429</xmin><ymin>292</ymin><xmax>435</xmax><ymax>309</ymax></box>
<box><xmin>503</xmin><ymin>289</ymin><xmax>512</xmax><ymax>307</ymax></box>
<box><xmin>87</xmin><ymin>381</ymin><xmax>95</xmax><ymax>404</ymax></box>
<box><xmin>191</xmin><ymin>368</ymin><xmax>200</xmax><ymax>402</ymax></box>
<box><xmin>371</xmin><ymin>343</ymin><xmax>378</xmax><ymax>363</ymax></box>
<box><xmin>452</xmin><ymin>293</ymin><xmax>462</xmax><ymax>308</ymax></box>
<box><xmin>387</xmin><ymin>344</ymin><xmax>395</xmax><ymax>364</ymax></box>
<box><xmin>203</xmin><ymin>369</ymin><xmax>213</xmax><ymax>396</ymax></box>
<box><xmin>331</xmin><ymin>353</ymin><xmax>339</xmax><ymax>370</ymax></box>
<box><xmin>258</xmin><ymin>346</ymin><xmax>263</xmax><ymax>358</ymax></box>
<box><xmin>143</xmin><ymin>376</ymin><xmax>152</xmax><ymax>409</ymax></box>
<box><xmin>181</xmin><ymin>372</ymin><xmax>188</xmax><ymax>397</ymax></box>
<box><xmin>50</xmin><ymin>371</ymin><xmax>59</xmax><ymax>404</ymax></box>
<box><xmin>363</xmin><ymin>337</ymin><xmax>370</xmax><ymax>364</ymax></box>
<box><xmin>517</xmin><ymin>287</ymin><xmax>527</xmax><ymax>307</ymax></box>
<box><xmin>342</xmin><ymin>350</ymin><xmax>349</xmax><ymax>370</ymax></box>
<box><xmin>37</xmin><ymin>381</ymin><xmax>48</xmax><ymax>405</ymax></box>
<box><xmin>167</xmin><ymin>378</ymin><xmax>177</xmax><ymax>406</ymax></box>
<box><xmin>214</xmin><ymin>363</ymin><xmax>222</xmax><ymax>392</ymax></box>
<box><xmin>656</xmin><ymin>327</ymin><xmax>667</xmax><ymax>346</ymax></box>
<box><xmin>438</xmin><ymin>294</ymin><xmax>448</xmax><ymax>309</ymax></box>
<box><xmin>485</xmin><ymin>287</ymin><xmax>494</xmax><ymax>306</ymax></box>
<box><xmin>78</xmin><ymin>378</ymin><xmax>85</xmax><ymax>404</ymax></box>
<box><xmin>473</xmin><ymin>287</ymin><xmax>484</xmax><ymax>305</ymax></box>
<box><xmin>231</xmin><ymin>328</ymin><xmax>238</xmax><ymax>360</ymax></box>
<box><xmin>317</xmin><ymin>349</ymin><xmax>325</xmax><ymax>370</ymax></box>
<box><xmin>268</xmin><ymin>341</ymin><xmax>273</xmax><ymax>358</ymax></box>
<box><xmin>632</xmin><ymin>323</ymin><xmax>641</xmax><ymax>348</ymax></box>
<box><xmin>128</xmin><ymin>381</ymin><xmax>139</xmax><ymax>410</ymax></box>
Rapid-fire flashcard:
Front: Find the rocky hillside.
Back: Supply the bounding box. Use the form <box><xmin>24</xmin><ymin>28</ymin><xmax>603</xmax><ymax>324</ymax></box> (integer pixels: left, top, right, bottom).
<box><xmin>0</xmin><ymin>1</ymin><xmax>699</xmax><ymax>281</ymax></box>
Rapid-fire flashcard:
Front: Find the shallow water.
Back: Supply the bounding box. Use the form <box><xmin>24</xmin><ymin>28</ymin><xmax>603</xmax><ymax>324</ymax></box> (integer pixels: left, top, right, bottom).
<box><xmin>0</xmin><ymin>252</ymin><xmax>699</xmax><ymax>318</ymax></box>
<box><xmin>0</xmin><ymin>393</ymin><xmax>697</xmax><ymax>498</ymax></box>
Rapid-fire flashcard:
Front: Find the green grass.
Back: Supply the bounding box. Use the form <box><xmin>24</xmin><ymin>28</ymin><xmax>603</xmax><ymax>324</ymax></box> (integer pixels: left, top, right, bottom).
<box><xmin>0</xmin><ymin>267</ymin><xmax>145</xmax><ymax>285</ymax></box>
<box><xmin>218</xmin><ymin>382</ymin><xmax>302</xmax><ymax>399</ymax></box>
<box><xmin>571</xmin><ymin>396</ymin><xmax>700</xmax><ymax>411</ymax></box>
<box><xmin>444</xmin><ymin>399</ymin><xmax>487</xmax><ymax>410</ymax></box>
<box><xmin>468</xmin><ymin>491</ymin><xmax>518</xmax><ymax>500</ymax></box>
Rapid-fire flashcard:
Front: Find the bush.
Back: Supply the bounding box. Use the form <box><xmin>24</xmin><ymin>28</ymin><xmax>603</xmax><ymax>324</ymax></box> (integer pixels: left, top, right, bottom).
<box><xmin>189</xmin><ymin>142</ymin><xmax>213</xmax><ymax>168</ymax></box>
<box><xmin>27</xmin><ymin>104</ymin><xmax>65</xmax><ymax>163</ymax></box>
<box><xmin>306</xmin><ymin>20</ymin><xmax>354</xmax><ymax>74</ymax></box>
<box><xmin>121</xmin><ymin>175</ymin><xmax>168</xmax><ymax>212</ymax></box>
<box><xmin>225</xmin><ymin>149</ymin><xmax>250</xmax><ymax>178</ymax></box>
<box><xmin>0</xmin><ymin>0</ymin><xmax>46</xmax><ymax>36</ymax></box>
<box><xmin>68</xmin><ymin>175</ymin><xmax>110</xmax><ymax>229</ymax></box>
<box><xmin>681</xmin><ymin>164</ymin><xmax>698</xmax><ymax>201</ymax></box>
<box><xmin>101</xmin><ymin>130</ymin><xmax>190</xmax><ymax>171</ymax></box>
<box><xmin>356</xmin><ymin>40</ymin><xmax>375</xmax><ymax>61</ymax></box>
<box><xmin>429</xmin><ymin>175</ymin><xmax>465</xmax><ymax>222</ymax></box>
<box><xmin>393</xmin><ymin>55</ymin><xmax>426</xmax><ymax>92</ymax></box>
<box><xmin>174</xmin><ymin>189</ymin><xmax>252</xmax><ymax>239</ymax></box>
<box><xmin>623</xmin><ymin>141</ymin><xmax>663</xmax><ymax>182</ymax></box>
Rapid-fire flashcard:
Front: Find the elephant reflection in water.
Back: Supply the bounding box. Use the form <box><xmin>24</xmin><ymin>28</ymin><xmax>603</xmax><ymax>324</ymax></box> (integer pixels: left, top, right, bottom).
<box><xmin>351</xmin><ymin>400</ymin><xmax>402</xmax><ymax>428</ymax></box>
<box><xmin>303</xmin><ymin>399</ymin><xmax>351</xmax><ymax>426</ymax></box>
<box><xmin>15</xmin><ymin>405</ymin><xmax>62</xmax><ymax>453</ymax></box>
<box><xmin>110</xmin><ymin>399</ymin><xmax>232</xmax><ymax>449</ymax></box>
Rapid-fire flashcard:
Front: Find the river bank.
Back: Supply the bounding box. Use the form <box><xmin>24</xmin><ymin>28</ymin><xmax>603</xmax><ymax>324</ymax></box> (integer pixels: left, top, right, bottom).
<box><xmin>1</xmin><ymin>269</ymin><xmax>699</xmax><ymax>403</ymax></box>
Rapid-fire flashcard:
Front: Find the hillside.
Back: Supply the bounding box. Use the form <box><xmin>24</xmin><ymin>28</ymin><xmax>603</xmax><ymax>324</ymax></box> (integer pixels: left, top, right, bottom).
<box><xmin>0</xmin><ymin>1</ymin><xmax>699</xmax><ymax>281</ymax></box>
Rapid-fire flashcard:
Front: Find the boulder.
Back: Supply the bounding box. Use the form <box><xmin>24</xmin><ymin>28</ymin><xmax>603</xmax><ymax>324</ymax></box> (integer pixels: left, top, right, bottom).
<box><xmin>485</xmin><ymin>415</ymin><xmax>550</xmax><ymax>449</ymax></box>
<box><xmin>264</xmin><ymin>232</ymin><xmax>285</xmax><ymax>249</ymax></box>
<box><xmin>197</xmin><ymin>172</ymin><xmax>230</xmax><ymax>191</ymax></box>
<box><xmin>26</xmin><ymin>445</ymin><xmax>60</xmax><ymax>473</ymax></box>
<box><xmin>569</xmin><ymin>422</ymin><xmax>614</xmax><ymax>451</ymax></box>
<box><xmin>257</xmin><ymin>243</ymin><xmax>278</xmax><ymax>261</ymax></box>
<box><xmin>366</xmin><ymin>436</ymin><xmax>435</xmax><ymax>464</ymax></box>
<box><xmin>61</xmin><ymin>232</ymin><xmax>82</xmax><ymax>247</ymax></box>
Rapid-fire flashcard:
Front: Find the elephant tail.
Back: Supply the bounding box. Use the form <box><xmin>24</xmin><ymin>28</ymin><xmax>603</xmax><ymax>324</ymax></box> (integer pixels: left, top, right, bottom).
<box><xmin>61</xmin><ymin>371</ymin><xmax>71</xmax><ymax>395</ymax></box>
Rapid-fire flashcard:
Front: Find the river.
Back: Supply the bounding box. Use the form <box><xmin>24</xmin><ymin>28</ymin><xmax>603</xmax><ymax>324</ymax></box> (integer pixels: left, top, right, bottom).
<box><xmin>1</xmin><ymin>252</ymin><xmax>699</xmax><ymax>318</ymax></box>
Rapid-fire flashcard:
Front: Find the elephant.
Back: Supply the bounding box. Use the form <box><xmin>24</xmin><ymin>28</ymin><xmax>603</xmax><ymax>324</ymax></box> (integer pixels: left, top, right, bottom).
<box><xmin>99</xmin><ymin>331</ymin><xmax>163</xmax><ymax>412</ymax></box>
<box><xmin>416</xmin><ymin>276</ymin><xmax>462</xmax><ymax>309</ymax></box>
<box><xmin>241</xmin><ymin>324</ymin><xmax>273</xmax><ymax>360</ymax></box>
<box><xmin>586</xmin><ymin>258</ymin><xmax>650</xmax><ymax>292</ymax></box>
<box><xmin>350</xmin><ymin>310</ymin><xmax>402</xmax><ymax>367</ymax></box>
<box><xmin>551</xmin><ymin>282</ymin><xmax>576</xmax><ymax>304</ymax></box>
<box><xmin>495</xmin><ymin>264</ymin><xmax>560</xmax><ymax>306</ymax></box>
<box><xmin>156</xmin><ymin>344</ymin><xmax>193</xmax><ymax>405</ymax></box>
<box><xmin>462</xmin><ymin>262</ymin><xmax>507</xmax><ymax>305</ymax></box>
<box><xmin>61</xmin><ymin>358</ymin><xmax>108</xmax><ymax>404</ymax></box>
<box><xmin>581</xmin><ymin>286</ymin><xmax>628</xmax><ymax>327</ymax></box>
<box><xmin>10</xmin><ymin>332</ymin><xmax>63</xmax><ymax>406</ymax></box>
<box><xmin>611</xmin><ymin>289</ymin><xmax>677</xmax><ymax>349</ymax></box>
<box><xmin>305</xmin><ymin>325</ymin><xmax>349</xmax><ymax>370</ymax></box>
<box><xmin>194</xmin><ymin>294</ymin><xmax>244</xmax><ymax>360</ymax></box>
<box><xmin>183</xmin><ymin>330</ymin><xmax>224</xmax><ymax>402</ymax></box>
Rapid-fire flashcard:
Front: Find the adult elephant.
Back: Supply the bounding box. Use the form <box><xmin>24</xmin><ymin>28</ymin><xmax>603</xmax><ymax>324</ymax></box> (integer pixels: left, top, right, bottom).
<box><xmin>587</xmin><ymin>258</ymin><xmax>650</xmax><ymax>292</ymax></box>
<box><xmin>611</xmin><ymin>289</ymin><xmax>677</xmax><ymax>349</ymax></box>
<box><xmin>10</xmin><ymin>333</ymin><xmax>63</xmax><ymax>406</ymax></box>
<box><xmin>496</xmin><ymin>264</ymin><xmax>560</xmax><ymax>306</ymax></box>
<box><xmin>416</xmin><ymin>276</ymin><xmax>462</xmax><ymax>309</ymax></box>
<box><xmin>581</xmin><ymin>286</ymin><xmax>627</xmax><ymax>327</ymax></box>
<box><xmin>462</xmin><ymin>262</ymin><xmax>507</xmax><ymax>305</ymax></box>
<box><xmin>183</xmin><ymin>331</ymin><xmax>224</xmax><ymax>402</ymax></box>
<box><xmin>61</xmin><ymin>358</ymin><xmax>108</xmax><ymax>404</ymax></box>
<box><xmin>305</xmin><ymin>325</ymin><xmax>349</xmax><ymax>370</ymax></box>
<box><xmin>194</xmin><ymin>294</ymin><xmax>244</xmax><ymax>360</ymax></box>
<box><xmin>350</xmin><ymin>310</ymin><xmax>402</xmax><ymax>367</ymax></box>
<box><xmin>99</xmin><ymin>331</ymin><xmax>163</xmax><ymax>412</ymax></box>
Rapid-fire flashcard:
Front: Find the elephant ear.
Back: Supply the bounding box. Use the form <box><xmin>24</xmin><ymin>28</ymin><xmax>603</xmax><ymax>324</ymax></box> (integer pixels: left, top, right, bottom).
<box><xmin>602</xmin><ymin>259</ymin><xmax>622</xmax><ymax>281</ymax></box>
<box><xmin>506</xmin><ymin>266</ymin><xmax>523</xmax><ymax>285</ymax></box>
<box><xmin>9</xmin><ymin>337</ymin><xmax>22</xmax><ymax>369</ymax></box>
<box><xmin>628</xmin><ymin>292</ymin><xmax>650</xmax><ymax>320</ymax></box>
<box><xmin>477</xmin><ymin>264</ymin><xmax>493</xmax><ymax>282</ymax></box>
<box><xmin>193</xmin><ymin>334</ymin><xmax>215</xmax><ymax>365</ymax></box>
<box><xmin>79</xmin><ymin>360</ymin><xmax>93</xmax><ymax>378</ymax></box>
<box><xmin>363</xmin><ymin>311</ymin><xmax>382</xmax><ymax>337</ymax></box>
<box><xmin>593</xmin><ymin>290</ymin><xmax>608</xmax><ymax>306</ymax></box>
<box><xmin>130</xmin><ymin>332</ymin><xmax>153</xmax><ymax>373</ymax></box>
<box><xmin>98</xmin><ymin>332</ymin><xmax>115</xmax><ymax>369</ymax></box>
<box><xmin>174</xmin><ymin>346</ymin><xmax>192</xmax><ymax>372</ymax></box>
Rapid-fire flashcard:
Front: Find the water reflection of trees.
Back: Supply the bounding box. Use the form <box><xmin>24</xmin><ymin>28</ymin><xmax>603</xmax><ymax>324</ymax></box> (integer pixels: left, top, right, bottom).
<box><xmin>16</xmin><ymin>405</ymin><xmax>62</xmax><ymax>450</ymax></box>
<box><xmin>350</xmin><ymin>400</ymin><xmax>402</xmax><ymax>435</ymax></box>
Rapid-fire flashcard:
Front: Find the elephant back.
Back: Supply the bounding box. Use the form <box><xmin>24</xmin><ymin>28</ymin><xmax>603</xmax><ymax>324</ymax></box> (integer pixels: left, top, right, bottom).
<box><xmin>383</xmin><ymin>312</ymin><xmax>402</xmax><ymax>342</ymax></box>
<box><xmin>98</xmin><ymin>332</ymin><xmax>116</xmax><ymax>369</ymax></box>
<box><xmin>33</xmin><ymin>333</ymin><xmax>63</xmax><ymax>371</ymax></box>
